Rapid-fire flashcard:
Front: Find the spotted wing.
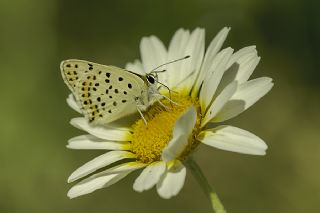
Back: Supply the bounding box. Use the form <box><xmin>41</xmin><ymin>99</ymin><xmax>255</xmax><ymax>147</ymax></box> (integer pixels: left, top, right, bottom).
<box><xmin>61</xmin><ymin>59</ymin><xmax>148</xmax><ymax>124</ymax></box>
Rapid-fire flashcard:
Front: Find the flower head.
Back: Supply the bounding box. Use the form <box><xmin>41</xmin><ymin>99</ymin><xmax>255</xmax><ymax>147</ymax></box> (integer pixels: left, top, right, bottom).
<box><xmin>65</xmin><ymin>27</ymin><xmax>273</xmax><ymax>199</ymax></box>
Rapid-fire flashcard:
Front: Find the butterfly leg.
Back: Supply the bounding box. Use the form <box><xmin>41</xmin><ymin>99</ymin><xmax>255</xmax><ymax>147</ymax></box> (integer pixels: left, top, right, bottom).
<box><xmin>159</xmin><ymin>94</ymin><xmax>180</xmax><ymax>106</ymax></box>
<box><xmin>152</xmin><ymin>94</ymin><xmax>173</xmax><ymax>111</ymax></box>
<box><xmin>157</xmin><ymin>85</ymin><xmax>179</xmax><ymax>94</ymax></box>
<box><xmin>136</xmin><ymin>104</ymin><xmax>148</xmax><ymax>125</ymax></box>
<box><xmin>153</xmin><ymin>93</ymin><xmax>181</xmax><ymax>108</ymax></box>
<box><xmin>158</xmin><ymin>100</ymin><xmax>171</xmax><ymax>111</ymax></box>
<box><xmin>157</xmin><ymin>85</ymin><xmax>175</xmax><ymax>108</ymax></box>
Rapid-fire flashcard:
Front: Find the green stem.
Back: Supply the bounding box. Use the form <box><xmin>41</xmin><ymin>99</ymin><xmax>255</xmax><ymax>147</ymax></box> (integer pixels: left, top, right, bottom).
<box><xmin>186</xmin><ymin>157</ymin><xmax>226</xmax><ymax>213</ymax></box>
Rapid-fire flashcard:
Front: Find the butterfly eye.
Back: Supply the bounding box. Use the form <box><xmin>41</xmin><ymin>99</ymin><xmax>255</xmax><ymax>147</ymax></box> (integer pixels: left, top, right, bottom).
<box><xmin>147</xmin><ymin>75</ymin><xmax>155</xmax><ymax>84</ymax></box>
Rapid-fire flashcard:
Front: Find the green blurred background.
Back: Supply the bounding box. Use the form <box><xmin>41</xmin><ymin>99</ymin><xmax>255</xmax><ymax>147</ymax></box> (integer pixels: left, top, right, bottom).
<box><xmin>1</xmin><ymin>0</ymin><xmax>319</xmax><ymax>212</ymax></box>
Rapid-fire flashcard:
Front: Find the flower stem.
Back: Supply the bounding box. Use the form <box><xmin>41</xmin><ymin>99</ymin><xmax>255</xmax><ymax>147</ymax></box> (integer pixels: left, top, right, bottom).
<box><xmin>186</xmin><ymin>157</ymin><xmax>226</xmax><ymax>213</ymax></box>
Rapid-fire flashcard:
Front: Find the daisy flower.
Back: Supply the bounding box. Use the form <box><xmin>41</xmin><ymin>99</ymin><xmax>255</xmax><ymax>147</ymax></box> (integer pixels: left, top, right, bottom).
<box><xmin>65</xmin><ymin>27</ymin><xmax>273</xmax><ymax>209</ymax></box>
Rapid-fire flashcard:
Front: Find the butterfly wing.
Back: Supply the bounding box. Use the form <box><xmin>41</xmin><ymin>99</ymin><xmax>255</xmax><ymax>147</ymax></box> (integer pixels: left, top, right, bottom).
<box><xmin>61</xmin><ymin>59</ymin><xmax>148</xmax><ymax>124</ymax></box>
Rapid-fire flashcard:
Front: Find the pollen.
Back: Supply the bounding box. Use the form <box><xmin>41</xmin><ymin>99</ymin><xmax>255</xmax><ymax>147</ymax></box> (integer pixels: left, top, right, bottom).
<box><xmin>131</xmin><ymin>94</ymin><xmax>202</xmax><ymax>164</ymax></box>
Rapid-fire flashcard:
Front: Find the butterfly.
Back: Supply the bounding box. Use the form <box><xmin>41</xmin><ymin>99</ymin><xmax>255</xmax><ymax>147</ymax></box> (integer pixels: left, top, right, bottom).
<box><xmin>61</xmin><ymin>56</ymin><xmax>189</xmax><ymax>125</ymax></box>
<box><xmin>60</xmin><ymin>59</ymin><xmax>165</xmax><ymax>125</ymax></box>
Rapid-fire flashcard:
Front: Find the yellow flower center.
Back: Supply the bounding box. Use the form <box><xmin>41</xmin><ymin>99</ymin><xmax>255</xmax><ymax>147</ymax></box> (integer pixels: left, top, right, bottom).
<box><xmin>131</xmin><ymin>93</ymin><xmax>201</xmax><ymax>164</ymax></box>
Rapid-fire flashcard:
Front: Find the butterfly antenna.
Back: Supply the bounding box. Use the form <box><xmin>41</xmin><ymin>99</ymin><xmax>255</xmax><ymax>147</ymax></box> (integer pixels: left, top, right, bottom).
<box><xmin>151</xmin><ymin>55</ymin><xmax>190</xmax><ymax>72</ymax></box>
<box><xmin>153</xmin><ymin>69</ymin><xmax>166</xmax><ymax>73</ymax></box>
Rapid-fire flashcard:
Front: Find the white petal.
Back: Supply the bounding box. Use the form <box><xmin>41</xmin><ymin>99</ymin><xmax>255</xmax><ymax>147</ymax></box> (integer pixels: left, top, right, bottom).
<box><xmin>177</xmin><ymin>28</ymin><xmax>205</xmax><ymax>92</ymax></box>
<box><xmin>227</xmin><ymin>46</ymin><xmax>257</xmax><ymax>69</ymax></box>
<box><xmin>67</xmin><ymin>135</ymin><xmax>131</xmax><ymax>150</ymax></box>
<box><xmin>102</xmin><ymin>161</ymin><xmax>146</xmax><ymax>174</ymax></box>
<box><xmin>166</xmin><ymin>28</ymin><xmax>190</xmax><ymax>88</ymax></box>
<box><xmin>161</xmin><ymin>107</ymin><xmax>197</xmax><ymax>162</ymax></box>
<box><xmin>199</xmin><ymin>47</ymin><xmax>234</xmax><ymax>113</ymax></box>
<box><xmin>192</xmin><ymin>27</ymin><xmax>230</xmax><ymax>97</ymax></box>
<box><xmin>68</xmin><ymin>172</ymin><xmax>129</xmax><ymax>199</ymax></box>
<box><xmin>156</xmin><ymin>160</ymin><xmax>186</xmax><ymax>199</ymax></box>
<box><xmin>133</xmin><ymin>161</ymin><xmax>166</xmax><ymax>192</ymax></box>
<box><xmin>68</xmin><ymin>151</ymin><xmax>136</xmax><ymax>183</ymax></box>
<box><xmin>140</xmin><ymin>35</ymin><xmax>167</xmax><ymax>73</ymax></box>
<box><xmin>67</xmin><ymin>162</ymin><xmax>144</xmax><ymax>198</ymax></box>
<box><xmin>68</xmin><ymin>162</ymin><xmax>145</xmax><ymax>198</ymax></box>
<box><xmin>125</xmin><ymin>59</ymin><xmax>145</xmax><ymax>75</ymax></box>
<box><xmin>202</xmin><ymin>81</ymin><xmax>238</xmax><ymax>127</ymax></box>
<box><xmin>227</xmin><ymin>46</ymin><xmax>260</xmax><ymax>84</ymax></box>
<box><xmin>70</xmin><ymin>117</ymin><xmax>132</xmax><ymax>141</ymax></box>
<box><xmin>236</xmin><ymin>56</ymin><xmax>261</xmax><ymax>83</ymax></box>
<box><xmin>217</xmin><ymin>46</ymin><xmax>259</xmax><ymax>92</ymax></box>
<box><xmin>66</xmin><ymin>94</ymin><xmax>81</xmax><ymax>113</ymax></box>
<box><xmin>197</xmin><ymin>126</ymin><xmax>268</xmax><ymax>155</ymax></box>
<box><xmin>213</xmin><ymin>77</ymin><xmax>274</xmax><ymax>122</ymax></box>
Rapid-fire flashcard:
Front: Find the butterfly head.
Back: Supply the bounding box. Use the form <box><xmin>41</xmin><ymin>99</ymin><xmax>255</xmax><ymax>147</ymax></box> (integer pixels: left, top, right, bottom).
<box><xmin>146</xmin><ymin>72</ymin><xmax>158</xmax><ymax>85</ymax></box>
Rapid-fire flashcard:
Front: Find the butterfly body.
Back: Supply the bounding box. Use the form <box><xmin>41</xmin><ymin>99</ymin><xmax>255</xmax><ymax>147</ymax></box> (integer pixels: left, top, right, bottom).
<box><xmin>61</xmin><ymin>59</ymin><xmax>159</xmax><ymax>124</ymax></box>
